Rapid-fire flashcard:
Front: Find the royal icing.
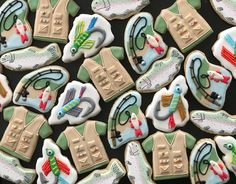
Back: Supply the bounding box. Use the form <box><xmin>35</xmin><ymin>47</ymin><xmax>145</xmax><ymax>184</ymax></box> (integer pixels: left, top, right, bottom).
<box><xmin>0</xmin><ymin>74</ymin><xmax>12</xmax><ymax>112</ymax></box>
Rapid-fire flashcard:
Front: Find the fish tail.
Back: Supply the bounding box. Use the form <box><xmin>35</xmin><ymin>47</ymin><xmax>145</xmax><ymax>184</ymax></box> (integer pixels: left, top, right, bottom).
<box><xmin>87</xmin><ymin>17</ymin><xmax>98</xmax><ymax>31</ymax></box>
<box><xmin>110</xmin><ymin>160</ymin><xmax>126</xmax><ymax>178</ymax></box>
<box><xmin>23</xmin><ymin>171</ymin><xmax>36</xmax><ymax>184</ymax></box>
<box><xmin>58</xmin><ymin>175</ymin><xmax>69</xmax><ymax>184</ymax></box>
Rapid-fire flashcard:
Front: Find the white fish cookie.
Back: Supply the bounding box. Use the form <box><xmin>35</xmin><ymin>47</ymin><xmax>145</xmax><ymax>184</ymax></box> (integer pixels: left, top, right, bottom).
<box><xmin>0</xmin><ymin>74</ymin><xmax>12</xmax><ymax>112</ymax></box>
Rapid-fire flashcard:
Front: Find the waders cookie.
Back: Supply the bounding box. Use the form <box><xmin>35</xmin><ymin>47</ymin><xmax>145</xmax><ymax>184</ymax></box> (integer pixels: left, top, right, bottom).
<box><xmin>13</xmin><ymin>66</ymin><xmax>69</xmax><ymax>113</ymax></box>
<box><xmin>36</xmin><ymin>139</ymin><xmax>77</xmax><ymax>184</ymax></box>
<box><xmin>91</xmin><ymin>0</ymin><xmax>150</xmax><ymax>20</ymax></box>
<box><xmin>62</xmin><ymin>14</ymin><xmax>114</xmax><ymax>63</ymax></box>
<box><xmin>185</xmin><ymin>51</ymin><xmax>232</xmax><ymax>110</ymax></box>
<box><xmin>77</xmin><ymin>159</ymin><xmax>126</xmax><ymax>184</ymax></box>
<box><xmin>142</xmin><ymin>130</ymin><xmax>196</xmax><ymax>181</ymax></box>
<box><xmin>0</xmin><ymin>74</ymin><xmax>12</xmax><ymax>112</ymax></box>
<box><xmin>191</xmin><ymin>110</ymin><xmax>236</xmax><ymax>135</ymax></box>
<box><xmin>107</xmin><ymin>90</ymin><xmax>148</xmax><ymax>149</ymax></box>
<box><xmin>154</xmin><ymin>0</ymin><xmax>213</xmax><ymax>53</ymax></box>
<box><xmin>77</xmin><ymin>47</ymin><xmax>134</xmax><ymax>102</ymax></box>
<box><xmin>0</xmin><ymin>43</ymin><xmax>61</xmax><ymax>71</ymax></box>
<box><xmin>136</xmin><ymin>47</ymin><xmax>184</xmax><ymax>93</ymax></box>
<box><xmin>146</xmin><ymin>75</ymin><xmax>189</xmax><ymax>132</ymax></box>
<box><xmin>124</xmin><ymin>12</ymin><xmax>167</xmax><ymax>74</ymax></box>
<box><xmin>49</xmin><ymin>81</ymin><xmax>101</xmax><ymax>125</ymax></box>
<box><xmin>125</xmin><ymin>141</ymin><xmax>155</xmax><ymax>184</ymax></box>
<box><xmin>0</xmin><ymin>0</ymin><xmax>32</xmax><ymax>55</ymax></box>
<box><xmin>190</xmin><ymin>139</ymin><xmax>229</xmax><ymax>184</ymax></box>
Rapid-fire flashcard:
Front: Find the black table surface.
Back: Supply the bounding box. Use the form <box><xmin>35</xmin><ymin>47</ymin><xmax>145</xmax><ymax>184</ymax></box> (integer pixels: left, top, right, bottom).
<box><xmin>0</xmin><ymin>0</ymin><xmax>236</xmax><ymax>184</ymax></box>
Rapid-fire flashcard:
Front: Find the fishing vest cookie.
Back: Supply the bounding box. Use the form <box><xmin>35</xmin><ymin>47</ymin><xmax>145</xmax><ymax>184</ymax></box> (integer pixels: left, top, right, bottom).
<box><xmin>155</xmin><ymin>0</ymin><xmax>213</xmax><ymax>53</ymax></box>
<box><xmin>125</xmin><ymin>12</ymin><xmax>168</xmax><ymax>74</ymax></box>
<box><xmin>146</xmin><ymin>75</ymin><xmax>189</xmax><ymax>132</ymax></box>
<box><xmin>108</xmin><ymin>90</ymin><xmax>148</xmax><ymax>149</ymax></box>
<box><xmin>78</xmin><ymin>47</ymin><xmax>134</xmax><ymax>102</ymax></box>
<box><xmin>62</xmin><ymin>14</ymin><xmax>114</xmax><ymax>63</ymax></box>
<box><xmin>49</xmin><ymin>81</ymin><xmax>101</xmax><ymax>125</ymax></box>
<box><xmin>125</xmin><ymin>141</ymin><xmax>155</xmax><ymax>184</ymax></box>
<box><xmin>215</xmin><ymin>136</ymin><xmax>236</xmax><ymax>176</ymax></box>
<box><xmin>0</xmin><ymin>0</ymin><xmax>32</xmax><ymax>55</ymax></box>
<box><xmin>190</xmin><ymin>139</ymin><xmax>230</xmax><ymax>184</ymax></box>
<box><xmin>28</xmin><ymin>0</ymin><xmax>80</xmax><ymax>43</ymax></box>
<box><xmin>91</xmin><ymin>0</ymin><xmax>150</xmax><ymax>20</ymax></box>
<box><xmin>0</xmin><ymin>74</ymin><xmax>12</xmax><ymax>112</ymax></box>
<box><xmin>0</xmin><ymin>43</ymin><xmax>61</xmax><ymax>71</ymax></box>
<box><xmin>142</xmin><ymin>130</ymin><xmax>196</xmax><ymax>181</ymax></box>
<box><xmin>13</xmin><ymin>66</ymin><xmax>69</xmax><ymax>113</ymax></box>
<box><xmin>36</xmin><ymin>139</ymin><xmax>77</xmax><ymax>184</ymax></box>
<box><xmin>136</xmin><ymin>47</ymin><xmax>184</xmax><ymax>93</ymax></box>
<box><xmin>56</xmin><ymin>121</ymin><xmax>109</xmax><ymax>174</ymax></box>
<box><xmin>212</xmin><ymin>27</ymin><xmax>236</xmax><ymax>79</ymax></box>
<box><xmin>185</xmin><ymin>51</ymin><xmax>232</xmax><ymax>110</ymax></box>
<box><xmin>0</xmin><ymin>106</ymin><xmax>53</xmax><ymax>162</ymax></box>
<box><xmin>77</xmin><ymin>159</ymin><xmax>126</xmax><ymax>184</ymax></box>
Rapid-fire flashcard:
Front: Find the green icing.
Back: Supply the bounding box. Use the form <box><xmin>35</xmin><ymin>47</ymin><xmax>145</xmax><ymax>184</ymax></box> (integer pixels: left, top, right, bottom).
<box><xmin>154</xmin><ymin>173</ymin><xmax>189</xmax><ymax>181</ymax></box>
<box><xmin>39</xmin><ymin>122</ymin><xmax>53</xmax><ymax>138</ymax></box>
<box><xmin>119</xmin><ymin>105</ymin><xmax>138</xmax><ymax>122</ymax></box>
<box><xmin>0</xmin><ymin>146</ymin><xmax>31</xmax><ymax>162</ymax></box>
<box><xmin>56</xmin><ymin>133</ymin><xmax>68</xmax><ymax>150</ymax></box>
<box><xmin>3</xmin><ymin>106</ymin><xmax>14</xmax><ymax>122</ymax></box>
<box><xmin>142</xmin><ymin>135</ymin><xmax>154</xmax><ymax>154</ymax></box>
<box><xmin>33</xmin><ymin>36</ymin><xmax>67</xmax><ymax>44</ymax></box>
<box><xmin>78</xmin><ymin>160</ymin><xmax>109</xmax><ymax>174</ymax></box>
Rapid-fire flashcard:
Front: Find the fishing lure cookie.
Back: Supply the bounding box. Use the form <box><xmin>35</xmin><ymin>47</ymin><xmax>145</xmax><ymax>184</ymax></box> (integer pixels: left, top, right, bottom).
<box><xmin>0</xmin><ymin>74</ymin><xmax>12</xmax><ymax>112</ymax></box>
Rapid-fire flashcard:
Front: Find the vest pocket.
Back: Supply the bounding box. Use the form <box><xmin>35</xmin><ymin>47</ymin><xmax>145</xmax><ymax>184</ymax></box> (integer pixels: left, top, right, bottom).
<box><xmin>77</xmin><ymin>144</ymin><xmax>90</xmax><ymax>168</ymax></box>
<box><xmin>88</xmin><ymin>140</ymin><xmax>102</xmax><ymax>162</ymax></box>
<box><xmin>172</xmin><ymin>150</ymin><xmax>184</xmax><ymax>173</ymax></box>
<box><xmin>17</xmin><ymin>130</ymin><xmax>34</xmax><ymax>154</ymax></box>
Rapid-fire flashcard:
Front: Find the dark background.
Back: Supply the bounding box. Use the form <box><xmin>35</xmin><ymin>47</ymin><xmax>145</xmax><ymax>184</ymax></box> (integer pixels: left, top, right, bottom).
<box><xmin>0</xmin><ymin>0</ymin><xmax>236</xmax><ymax>183</ymax></box>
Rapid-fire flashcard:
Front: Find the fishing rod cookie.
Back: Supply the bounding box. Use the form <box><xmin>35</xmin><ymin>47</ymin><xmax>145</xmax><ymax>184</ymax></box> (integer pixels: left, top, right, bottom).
<box><xmin>0</xmin><ymin>73</ymin><xmax>12</xmax><ymax>112</ymax></box>
<box><xmin>49</xmin><ymin>81</ymin><xmax>101</xmax><ymax>125</ymax></box>
<box><xmin>0</xmin><ymin>43</ymin><xmax>61</xmax><ymax>71</ymax></box>
<box><xmin>107</xmin><ymin>90</ymin><xmax>148</xmax><ymax>149</ymax></box>
<box><xmin>36</xmin><ymin>139</ymin><xmax>78</xmax><ymax>184</ymax></box>
<box><xmin>146</xmin><ymin>75</ymin><xmax>189</xmax><ymax>132</ymax></box>
<box><xmin>190</xmin><ymin>139</ymin><xmax>229</xmax><ymax>184</ymax></box>
<box><xmin>13</xmin><ymin>66</ymin><xmax>69</xmax><ymax>113</ymax></box>
<box><xmin>91</xmin><ymin>0</ymin><xmax>150</xmax><ymax>20</ymax></box>
<box><xmin>124</xmin><ymin>12</ymin><xmax>167</xmax><ymax>74</ymax></box>
<box><xmin>0</xmin><ymin>0</ymin><xmax>32</xmax><ymax>55</ymax></box>
<box><xmin>136</xmin><ymin>47</ymin><xmax>184</xmax><ymax>93</ymax></box>
<box><xmin>185</xmin><ymin>51</ymin><xmax>232</xmax><ymax>110</ymax></box>
<box><xmin>62</xmin><ymin>14</ymin><xmax>114</xmax><ymax>63</ymax></box>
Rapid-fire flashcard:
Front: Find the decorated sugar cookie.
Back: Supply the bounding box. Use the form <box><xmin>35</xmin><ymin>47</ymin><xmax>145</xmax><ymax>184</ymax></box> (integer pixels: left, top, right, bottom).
<box><xmin>185</xmin><ymin>51</ymin><xmax>232</xmax><ymax>110</ymax></box>
<box><xmin>62</xmin><ymin>14</ymin><xmax>114</xmax><ymax>63</ymax></box>
<box><xmin>107</xmin><ymin>90</ymin><xmax>148</xmax><ymax>149</ymax></box>
<box><xmin>212</xmin><ymin>27</ymin><xmax>236</xmax><ymax>79</ymax></box>
<box><xmin>0</xmin><ymin>74</ymin><xmax>12</xmax><ymax>112</ymax></box>
<box><xmin>215</xmin><ymin>136</ymin><xmax>236</xmax><ymax>176</ymax></box>
<box><xmin>125</xmin><ymin>141</ymin><xmax>155</xmax><ymax>184</ymax></box>
<box><xmin>124</xmin><ymin>12</ymin><xmax>167</xmax><ymax>74</ymax></box>
<box><xmin>13</xmin><ymin>66</ymin><xmax>69</xmax><ymax>113</ymax></box>
<box><xmin>136</xmin><ymin>47</ymin><xmax>184</xmax><ymax>93</ymax></box>
<box><xmin>0</xmin><ymin>43</ymin><xmax>61</xmax><ymax>71</ymax></box>
<box><xmin>190</xmin><ymin>139</ymin><xmax>229</xmax><ymax>184</ymax></box>
<box><xmin>91</xmin><ymin>0</ymin><xmax>150</xmax><ymax>20</ymax></box>
<box><xmin>191</xmin><ymin>110</ymin><xmax>236</xmax><ymax>135</ymax></box>
<box><xmin>0</xmin><ymin>0</ymin><xmax>32</xmax><ymax>55</ymax></box>
<box><xmin>36</xmin><ymin>139</ymin><xmax>77</xmax><ymax>184</ymax></box>
<box><xmin>210</xmin><ymin>0</ymin><xmax>236</xmax><ymax>25</ymax></box>
<box><xmin>146</xmin><ymin>75</ymin><xmax>189</xmax><ymax>132</ymax></box>
<box><xmin>77</xmin><ymin>159</ymin><xmax>126</xmax><ymax>184</ymax></box>
<box><xmin>49</xmin><ymin>81</ymin><xmax>101</xmax><ymax>125</ymax></box>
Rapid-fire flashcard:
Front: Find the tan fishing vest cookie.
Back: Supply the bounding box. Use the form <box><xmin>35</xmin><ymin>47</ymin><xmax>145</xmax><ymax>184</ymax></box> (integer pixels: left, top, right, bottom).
<box><xmin>82</xmin><ymin>48</ymin><xmax>134</xmax><ymax>101</ymax></box>
<box><xmin>34</xmin><ymin>0</ymin><xmax>70</xmax><ymax>41</ymax></box>
<box><xmin>0</xmin><ymin>106</ymin><xmax>46</xmax><ymax>160</ymax></box>
<box><xmin>153</xmin><ymin>131</ymin><xmax>188</xmax><ymax>178</ymax></box>
<box><xmin>64</xmin><ymin>121</ymin><xmax>109</xmax><ymax>173</ymax></box>
<box><xmin>160</xmin><ymin>0</ymin><xmax>211</xmax><ymax>51</ymax></box>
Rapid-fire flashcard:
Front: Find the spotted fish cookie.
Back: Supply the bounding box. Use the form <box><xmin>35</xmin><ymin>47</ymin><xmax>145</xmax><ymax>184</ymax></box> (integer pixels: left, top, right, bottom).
<box><xmin>185</xmin><ymin>51</ymin><xmax>232</xmax><ymax>110</ymax></box>
<box><xmin>190</xmin><ymin>139</ymin><xmax>230</xmax><ymax>184</ymax></box>
<box><xmin>124</xmin><ymin>12</ymin><xmax>167</xmax><ymax>74</ymax></box>
<box><xmin>212</xmin><ymin>27</ymin><xmax>236</xmax><ymax>79</ymax></box>
<box><xmin>0</xmin><ymin>0</ymin><xmax>32</xmax><ymax>55</ymax></box>
<box><xmin>210</xmin><ymin>0</ymin><xmax>236</xmax><ymax>25</ymax></box>
<box><xmin>62</xmin><ymin>14</ymin><xmax>114</xmax><ymax>63</ymax></box>
<box><xmin>91</xmin><ymin>0</ymin><xmax>150</xmax><ymax>20</ymax></box>
<box><xmin>13</xmin><ymin>66</ymin><xmax>69</xmax><ymax>113</ymax></box>
<box><xmin>77</xmin><ymin>159</ymin><xmax>126</xmax><ymax>184</ymax></box>
<box><xmin>107</xmin><ymin>90</ymin><xmax>149</xmax><ymax>149</ymax></box>
<box><xmin>49</xmin><ymin>81</ymin><xmax>101</xmax><ymax>125</ymax></box>
<box><xmin>0</xmin><ymin>43</ymin><xmax>61</xmax><ymax>71</ymax></box>
<box><xmin>0</xmin><ymin>74</ymin><xmax>12</xmax><ymax>112</ymax></box>
<box><xmin>136</xmin><ymin>47</ymin><xmax>184</xmax><ymax>93</ymax></box>
<box><xmin>36</xmin><ymin>139</ymin><xmax>78</xmax><ymax>184</ymax></box>
<box><xmin>146</xmin><ymin>75</ymin><xmax>189</xmax><ymax>132</ymax></box>
<box><xmin>191</xmin><ymin>110</ymin><xmax>236</xmax><ymax>135</ymax></box>
<box><xmin>125</xmin><ymin>141</ymin><xmax>155</xmax><ymax>184</ymax></box>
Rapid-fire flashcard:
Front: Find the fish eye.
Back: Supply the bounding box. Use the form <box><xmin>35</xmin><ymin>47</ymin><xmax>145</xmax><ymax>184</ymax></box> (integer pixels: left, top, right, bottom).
<box><xmin>225</xmin><ymin>143</ymin><xmax>233</xmax><ymax>150</ymax></box>
<box><xmin>70</xmin><ymin>47</ymin><xmax>77</xmax><ymax>54</ymax></box>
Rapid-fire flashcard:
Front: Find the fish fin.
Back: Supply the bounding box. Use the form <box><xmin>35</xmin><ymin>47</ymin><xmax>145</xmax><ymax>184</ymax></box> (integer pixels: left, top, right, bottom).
<box><xmin>42</xmin><ymin>160</ymin><xmax>51</xmax><ymax>176</ymax></box>
<box><xmin>75</xmin><ymin>21</ymin><xmax>85</xmax><ymax>41</ymax></box>
<box><xmin>87</xmin><ymin>17</ymin><xmax>98</xmax><ymax>31</ymax></box>
<box><xmin>56</xmin><ymin>158</ymin><xmax>70</xmax><ymax>175</ymax></box>
<box><xmin>81</xmin><ymin>40</ymin><xmax>95</xmax><ymax>49</ymax></box>
<box><xmin>24</xmin><ymin>172</ymin><xmax>36</xmax><ymax>184</ymax></box>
